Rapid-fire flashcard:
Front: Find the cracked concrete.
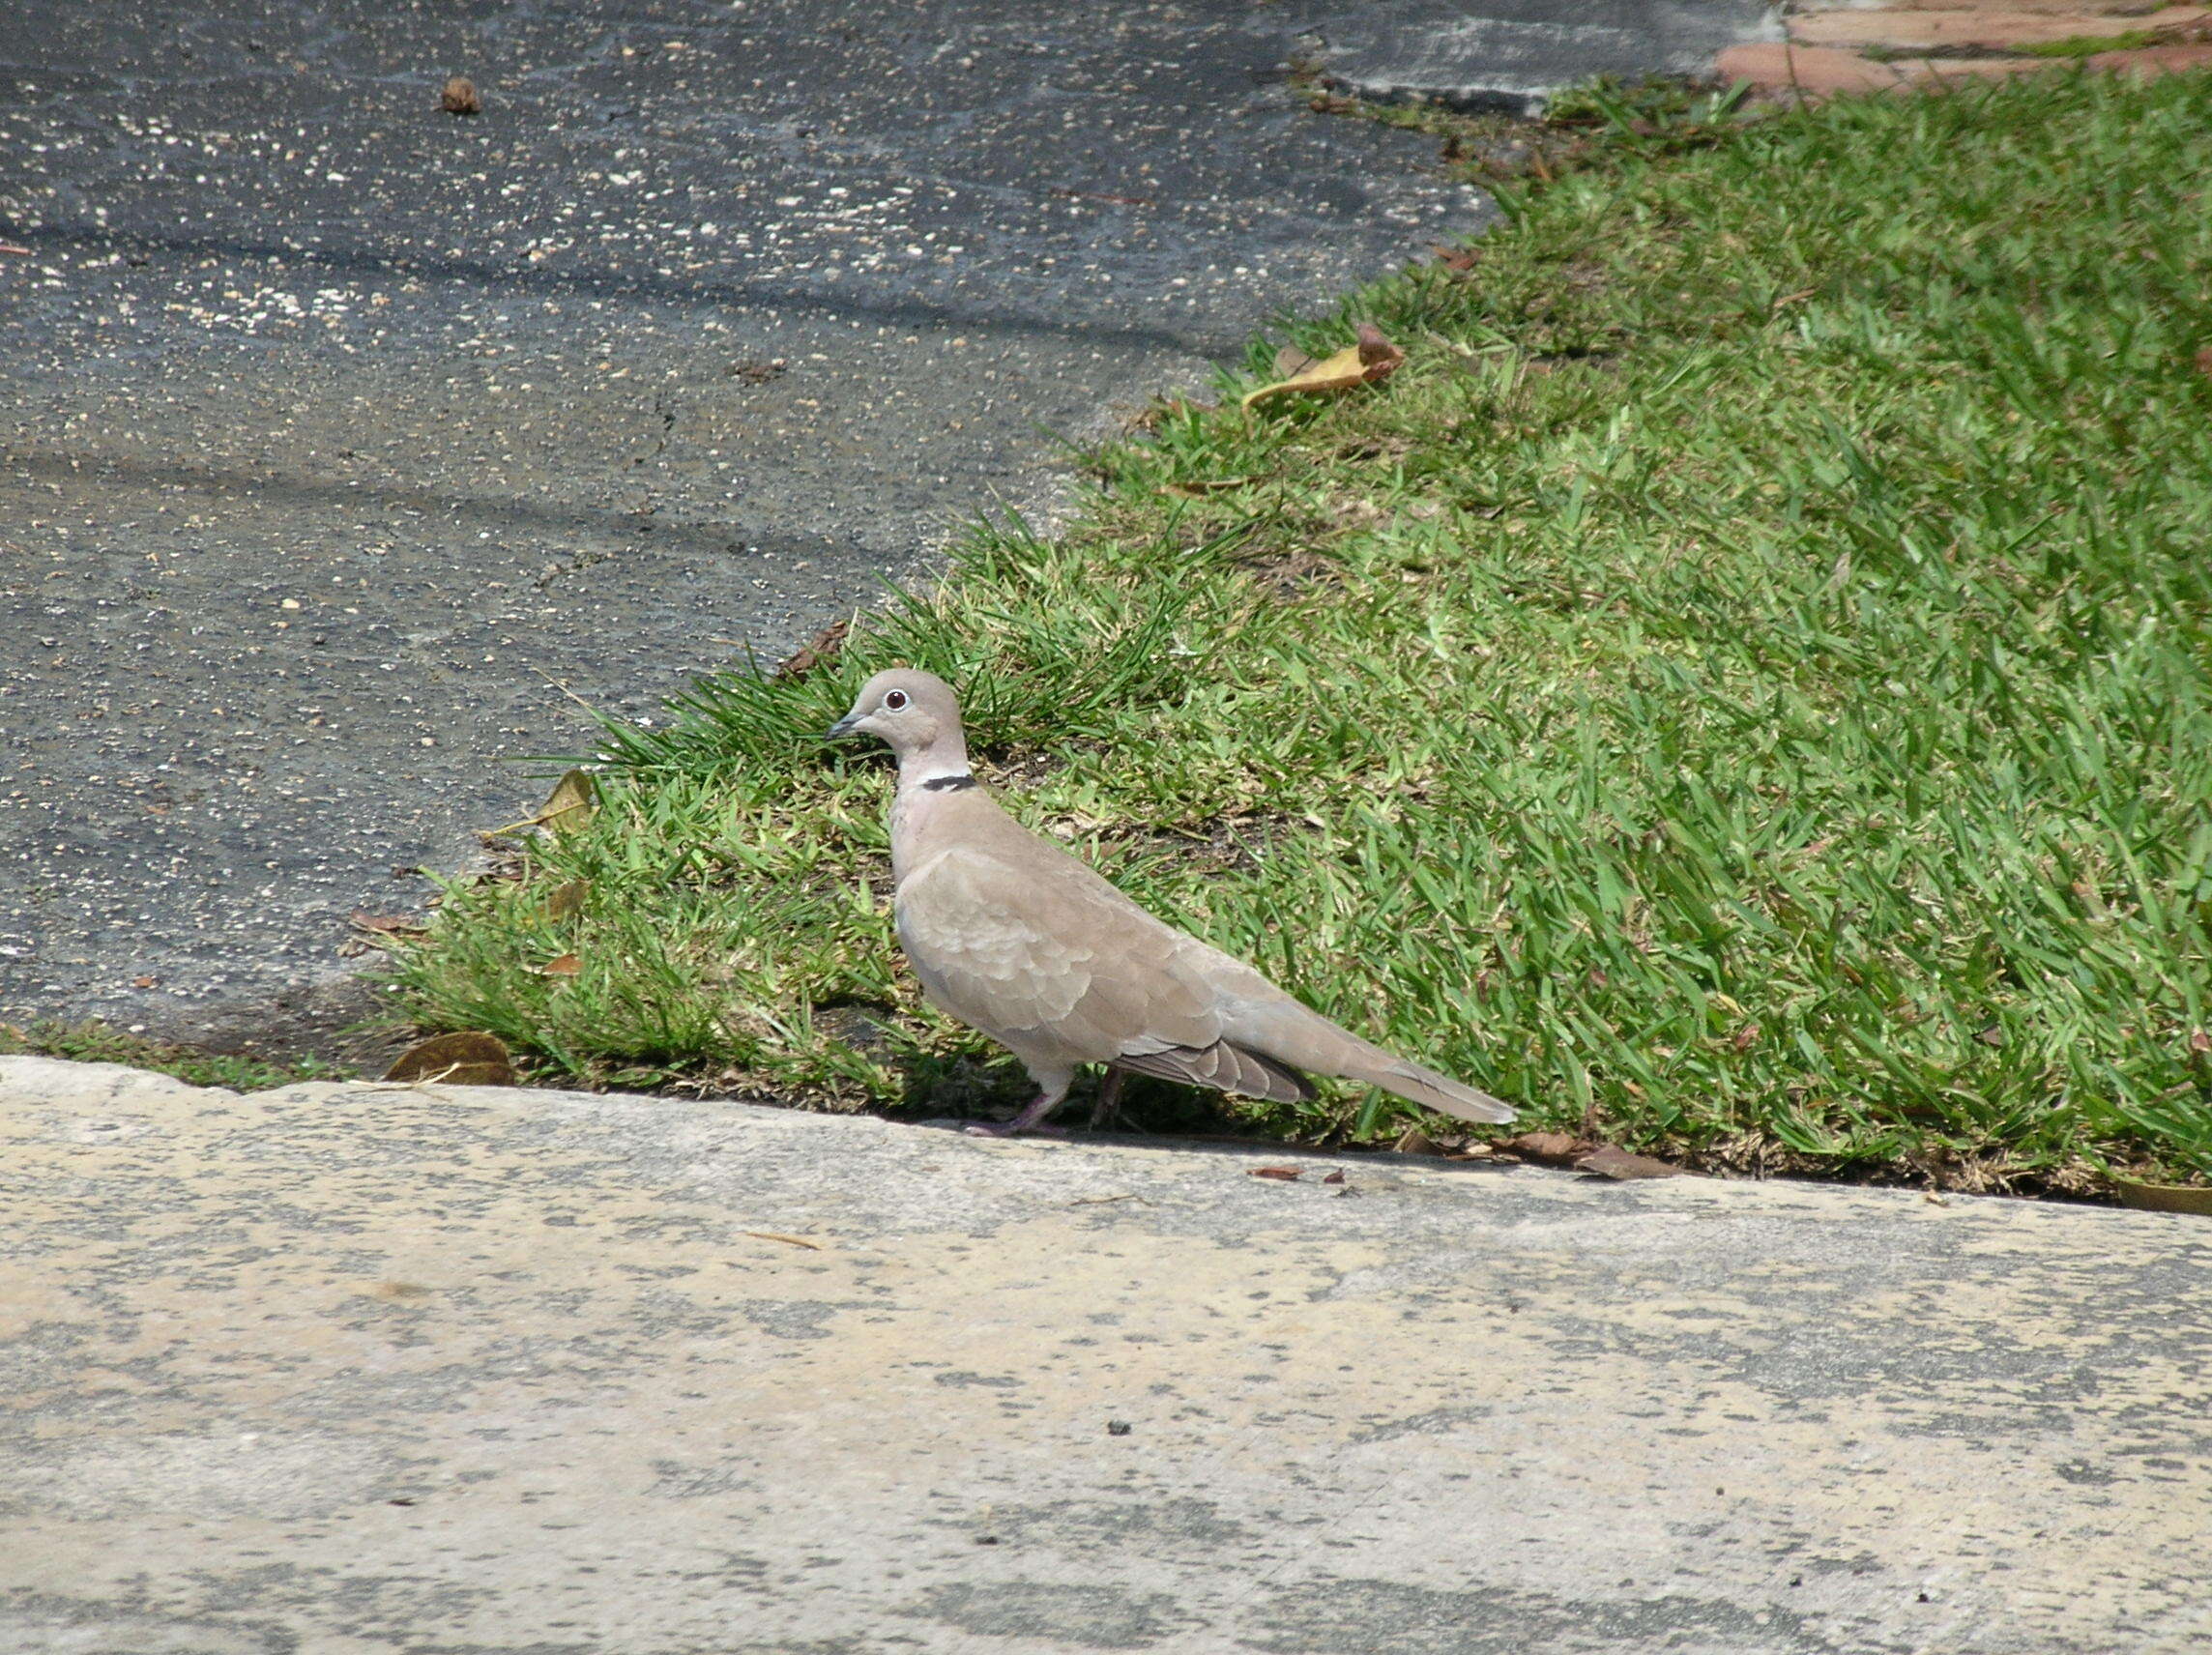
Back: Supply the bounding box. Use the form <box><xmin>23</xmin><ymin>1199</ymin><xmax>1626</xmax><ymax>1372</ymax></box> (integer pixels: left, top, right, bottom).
<box><xmin>3</xmin><ymin>1055</ymin><xmax>2207</xmax><ymax>1652</ymax></box>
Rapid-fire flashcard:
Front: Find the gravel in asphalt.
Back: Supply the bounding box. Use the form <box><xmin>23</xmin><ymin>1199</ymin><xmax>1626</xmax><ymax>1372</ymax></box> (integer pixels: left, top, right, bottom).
<box><xmin>1</xmin><ymin>1</ymin><xmax>1497</xmax><ymax>1051</ymax></box>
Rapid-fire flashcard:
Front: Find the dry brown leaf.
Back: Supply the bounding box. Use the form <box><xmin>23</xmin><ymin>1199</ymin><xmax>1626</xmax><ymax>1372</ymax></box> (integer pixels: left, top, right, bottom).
<box><xmin>744</xmin><ymin>1231</ymin><xmax>826</xmax><ymax>1250</ymax></box>
<box><xmin>351</xmin><ymin>909</ymin><xmax>429</xmax><ymax>940</ymax></box>
<box><xmin>1241</xmin><ymin>323</ymin><xmax>1404</xmax><ymax>411</ymax></box>
<box><xmin>1575</xmin><ymin>1146</ymin><xmax>1685</xmax><ymax>1180</ymax></box>
<box><xmin>2113</xmin><ymin>1179</ymin><xmax>2212</xmax><ymax>1216</ymax></box>
<box><xmin>1500</xmin><ymin>1131</ymin><xmax>1583</xmax><ymax>1166</ymax></box>
<box><xmin>1392</xmin><ymin>1125</ymin><xmax>1442</xmax><ymax>1156</ymax></box>
<box><xmin>441</xmin><ymin>75</ymin><xmax>481</xmax><ymax>115</ymax></box>
<box><xmin>384</xmin><ymin>1031</ymin><xmax>515</xmax><ymax>1087</ymax></box>
<box><xmin>1321</xmin><ymin>1170</ymin><xmax>1347</xmax><ymax>1186</ymax></box>
<box><xmin>774</xmin><ymin>618</ymin><xmax>848</xmax><ymax>682</ymax></box>
<box><xmin>538</xmin><ymin>952</ymin><xmax>583</xmax><ymax>977</ymax></box>
<box><xmin>1250</xmin><ymin>1166</ymin><xmax>1302</xmax><ymax>1181</ymax></box>
<box><xmin>2196</xmin><ymin>345</ymin><xmax>2212</xmax><ymax>381</ymax></box>
<box><xmin>541</xmin><ymin>880</ymin><xmax>589</xmax><ymax>923</ymax></box>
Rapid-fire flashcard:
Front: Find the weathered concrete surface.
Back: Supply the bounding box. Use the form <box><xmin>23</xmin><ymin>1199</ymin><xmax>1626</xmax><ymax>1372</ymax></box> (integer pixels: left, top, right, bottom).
<box><xmin>4</xmin><ymin>1056</ymin><xmax>2208</xmax><ymax>1653</ymax></box>
<box><xmin>1302</xmin><ymin>2</ymin><xmax>1781</xmax><ymax>116</ymax></box>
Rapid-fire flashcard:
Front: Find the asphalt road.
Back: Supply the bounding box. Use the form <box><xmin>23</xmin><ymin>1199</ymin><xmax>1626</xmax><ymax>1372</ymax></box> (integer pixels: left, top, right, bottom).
<box><xmin>0</xmin><ymin>2</ymin><xmax>1760</xmax><ymax>1055</ymax></box>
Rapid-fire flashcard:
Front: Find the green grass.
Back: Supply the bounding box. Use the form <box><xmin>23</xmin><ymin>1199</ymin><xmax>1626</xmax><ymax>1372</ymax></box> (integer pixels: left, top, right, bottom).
<box><xmin>1847</xmin><ymin>28</ymin><xmax>2170</xmax><ymax>65</ymax></box>
<box><xmin>393</xmin><ymin>70</ymin><xmax>2212</xmax><ymax>1193</ymax></box>
<box><xmin>1</xmin><ymin>1020</ymin><xmax>346</xmax><ymax>1093</ymax></box>
<box><xmin>2022</xmin><ymin>31</ymin><xmax>2165</xmax><ymax>60</ymax></box>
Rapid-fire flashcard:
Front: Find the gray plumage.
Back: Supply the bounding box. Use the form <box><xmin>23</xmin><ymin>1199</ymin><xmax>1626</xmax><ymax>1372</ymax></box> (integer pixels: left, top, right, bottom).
<box><xmin>827</xmin><ymin>668</ymin><xmax>1518</xmax><ymax>1135</ymax></box>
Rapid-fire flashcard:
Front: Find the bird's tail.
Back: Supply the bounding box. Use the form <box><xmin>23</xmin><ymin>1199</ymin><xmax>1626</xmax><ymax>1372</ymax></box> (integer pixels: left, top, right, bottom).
<box><xmin>1354</xmin><ymin>1057</ymin><xmax>1517</xmax><ymax>1125</ymax></box>
<box><xmin>1202</xmin><ymin>960</ymin><xmax>1519</xmax><ymax>1124</ymax></box>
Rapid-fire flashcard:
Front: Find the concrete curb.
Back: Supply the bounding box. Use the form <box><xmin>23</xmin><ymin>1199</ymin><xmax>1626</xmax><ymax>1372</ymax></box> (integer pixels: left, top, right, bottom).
<box><xmin>1299</xmin><ymin>2</ymin><xmax>1783</xmax><ymax>116</ymax></box>
<box><xmin>4</xmin><ymin>1056</ymin><xmax>2207</xmax><ymax>1651</ymax></box>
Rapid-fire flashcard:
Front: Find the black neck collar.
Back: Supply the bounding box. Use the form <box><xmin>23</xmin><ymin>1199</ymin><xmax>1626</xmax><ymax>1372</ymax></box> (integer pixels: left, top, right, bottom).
<box><xmin>920</xmin><ymin>773</ymin><xmax>977</xmax><ymax>793</ymax></box>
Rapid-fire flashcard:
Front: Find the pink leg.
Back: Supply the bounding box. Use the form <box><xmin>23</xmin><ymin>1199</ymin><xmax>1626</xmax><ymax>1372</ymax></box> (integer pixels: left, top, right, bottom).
<box><xmin>964</xmin><ymin>1066</ymin><xmax>1073</xmax><ymax>1138</ymax></box>
<box><xmin>1088</xmin><ymin>1067</ymin><xmax>1126</xmax><ymax>1131</ymax></box>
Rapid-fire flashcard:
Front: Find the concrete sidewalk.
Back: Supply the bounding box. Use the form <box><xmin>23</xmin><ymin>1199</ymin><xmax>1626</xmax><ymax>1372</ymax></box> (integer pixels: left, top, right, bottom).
<box><xmin>3</xmin><ymin>1055</ymin><xmax>2206</xmax><ymax>1652</ymax></box>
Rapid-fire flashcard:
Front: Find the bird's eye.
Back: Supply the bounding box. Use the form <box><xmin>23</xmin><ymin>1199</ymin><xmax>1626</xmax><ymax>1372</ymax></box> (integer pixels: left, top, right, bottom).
<box><xmin>884</xmin><ymin>689</ymin><xmax>909</xmax><ymax>711</ymax></box>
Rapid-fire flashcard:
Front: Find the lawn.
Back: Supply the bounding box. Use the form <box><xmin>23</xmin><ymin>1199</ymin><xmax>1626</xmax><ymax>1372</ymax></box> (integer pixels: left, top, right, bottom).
<box><xmin>389</xmin><ymin>69</ymin><xmax>2212</xmax><ymax>1193</ymax></box>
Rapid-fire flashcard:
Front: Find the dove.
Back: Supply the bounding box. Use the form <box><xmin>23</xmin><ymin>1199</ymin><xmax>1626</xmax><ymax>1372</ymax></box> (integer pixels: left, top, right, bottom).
<box><xmin>827</xmin><ymin>668</ymin><xmax>1518</xmax><ymax>1137</ymax></box>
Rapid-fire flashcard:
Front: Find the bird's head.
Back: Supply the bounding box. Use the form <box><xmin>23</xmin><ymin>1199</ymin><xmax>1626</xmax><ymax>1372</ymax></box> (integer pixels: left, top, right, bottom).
<box><xmin>826</xmin><ymin>668</ymin><xmax>965</xmax><ymax>761</ymax></box>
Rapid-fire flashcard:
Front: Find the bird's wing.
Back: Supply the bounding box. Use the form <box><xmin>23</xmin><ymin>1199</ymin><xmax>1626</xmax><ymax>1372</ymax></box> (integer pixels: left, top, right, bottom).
<box><xmin>1109</xmin><ymin>1042</ymin><xmax>1315</xmax><ymax>1105</ymax></box>
<box><xmin>895</xmin><ymin>842</ymin><xmax>1225</xmax><ymax>1063</ymax></box>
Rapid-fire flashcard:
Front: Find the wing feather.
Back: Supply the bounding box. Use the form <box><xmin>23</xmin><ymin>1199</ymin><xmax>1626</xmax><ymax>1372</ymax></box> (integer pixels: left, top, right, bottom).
<box><xmin>896</xmin><ymin>845</ymin><xmax>1223</xmax><ymax>1063</ymax></box>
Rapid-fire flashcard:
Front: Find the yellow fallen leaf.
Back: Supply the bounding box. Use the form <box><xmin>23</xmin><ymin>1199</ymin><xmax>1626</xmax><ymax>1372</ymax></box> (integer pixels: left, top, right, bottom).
<box><xmin>2113</xmin><ymin>1178</ymin><xmax>2212</xmax><ymax>1216</ymax></box>
<box><xmin>483</xmin><ymin>769</ymin><xmax>599</xmax><ymax>838</ymax></box>
<box><xmin>384</xmin><ymin>1031</ymin><xmax>516</xmax><ymax>1087</ymax></box>
<box><xmin>1241</xmin><ymin>323</ymin><xmax>1405</xmax><ymax>411</ymax></box>
<box><xmin>537</xmin><ymin>769</ymin><xmax>597</xmax><ymax>836</ymax></box>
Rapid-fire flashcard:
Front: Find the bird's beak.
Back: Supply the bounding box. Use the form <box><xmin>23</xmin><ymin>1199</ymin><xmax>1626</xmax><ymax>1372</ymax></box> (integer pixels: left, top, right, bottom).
<box><xmin>825</xmin><ymin>712</ymin><xmax>860</xmax><ymax>740</ymax></box>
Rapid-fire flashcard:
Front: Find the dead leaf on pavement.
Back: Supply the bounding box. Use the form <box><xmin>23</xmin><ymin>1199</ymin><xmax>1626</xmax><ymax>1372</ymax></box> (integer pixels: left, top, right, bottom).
<box><xmin>744</xmin><ymin>1231</ymin><xmax>827</xmax><ymax>1249</ymax></box>
<box><xmin>2113</xmin><ymin>1178</ymin><xmax>2212</xmax><ymax>1216</ymax></box>
<box><xmin>351</xmin><ymin>909</ymin><xmax>429</xmax><ymax>941</ymax></box>
<box><xmin>1575</xmin><ymin>1146</ymin><xmax>1686</xmax><ymax>1180</ymax></box>
<box><xmin>1500</xmin><ymin>1131</ymin><xmax>1583</xmax><ymax>1166</ymax></box>
<box><xmin>541</xmin><ymin>880</ymin><xmax>589</xmax><ymax>923</ymax></box>
<box><xmin>1241</xmin><ymin>323</ymin><xmax>1405</xmax><ymax>411</ymax></box>
<box><xmin>441</xmin><ymin>75</ymin><xmax>481</xmax><ymax>115</ymax></box>
<box><xmin>1250</xmin><ymin>1166</ymin><xmax>1302</xmax><ymax>1181</ymax></box>
<box><xmin>1321</xmin><ymin>1170</ymin><xmax>1347</xmax><ymax>1186</ymax></box>
<box><xmin>384</xmin><ymin>1030</ymin><xmax>516</xmax><ymax>1087</ymax></box>
<box><xmin>1435</xmin><ymin>246</ymin><xmax>1479</xmax><ymax>274</ymax></box>
<box><xmin>1392</xmin><ymin>1124</ymin><xmax>1442</xmax><ymax>1156</ymax></box>
<box><xmin>537</xmin><ymin>952</ymin><xmax>583</xmax><ymax>977</ymax></box>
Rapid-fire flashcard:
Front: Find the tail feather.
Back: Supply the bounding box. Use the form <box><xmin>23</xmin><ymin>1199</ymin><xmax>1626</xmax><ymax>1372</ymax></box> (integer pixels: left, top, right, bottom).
<box><xmin>1359</xmin><ymin>1060</ymin><xmax>1517</xmax><ymax>1126</ymax></box>
<box><xmin>1218</xmin><ymin>998</ymin><xmax>1517</xmax><ymax>1125</ymax></box>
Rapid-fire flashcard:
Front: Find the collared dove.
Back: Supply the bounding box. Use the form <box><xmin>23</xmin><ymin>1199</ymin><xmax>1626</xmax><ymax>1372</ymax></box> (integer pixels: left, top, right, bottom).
<box><xmin>827</xmin><ymin>668</ymin><xmax>1517</xmax><ymax>1137</ymax></box>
